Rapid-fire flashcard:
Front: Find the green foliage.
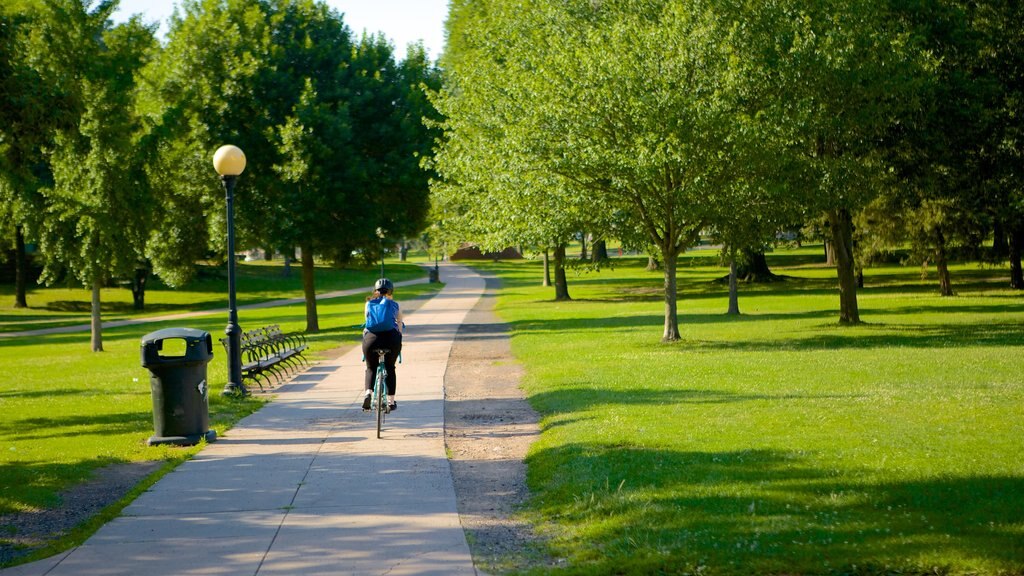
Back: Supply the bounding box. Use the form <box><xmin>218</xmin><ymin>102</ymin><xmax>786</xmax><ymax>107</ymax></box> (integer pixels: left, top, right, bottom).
<box><xmin>143</xmin><ymin>0</ymin><xmax>438</xmax><ymax>267</ymax></box>
<box><xmin>477</xmin><ymin>251</ymin><xmax>1024</xmax><ymax>574</ymax></box>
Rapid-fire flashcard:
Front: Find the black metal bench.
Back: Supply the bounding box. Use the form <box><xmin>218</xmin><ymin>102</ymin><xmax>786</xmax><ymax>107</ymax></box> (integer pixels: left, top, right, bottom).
<box><xmin>220</xmin><ymin>324</ymin><xmax>309</xmax><ymax>391</ymax></box>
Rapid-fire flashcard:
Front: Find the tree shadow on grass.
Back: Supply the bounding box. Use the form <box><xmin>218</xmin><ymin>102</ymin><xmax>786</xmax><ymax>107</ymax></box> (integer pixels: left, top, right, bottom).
<box><xmin>525</xmin><ymin>444</ymin><xmax>1024</xmax><ymax>574</ymax></box>
<box><xmin>529</xmin><ymin>387</ymin><xmax>860</xmax><ymax>417</ymax></box>
<box><xmin>0</xmin><ymin>412</ymin><xmax>151</xmax><ymax>443</ymax></box>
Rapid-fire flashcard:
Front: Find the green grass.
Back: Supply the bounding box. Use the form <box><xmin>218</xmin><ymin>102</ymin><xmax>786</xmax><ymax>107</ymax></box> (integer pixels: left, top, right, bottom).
<box><xmin>477</xmin><ymin>249</ymin><xmax>1024</xmax><ymax>575</ymax></box>
<box><xmin>0</xmin><ymin>258</ymin><xmax>440</xmax><ymax>565</ymax></box>
<box><xmin>0</xmin><ymin>258</ymin><xmax>429</xmax><ymax>333</ymax></box>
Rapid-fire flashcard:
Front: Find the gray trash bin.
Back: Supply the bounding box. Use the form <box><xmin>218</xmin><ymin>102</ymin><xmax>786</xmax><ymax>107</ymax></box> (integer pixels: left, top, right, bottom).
<box><xmin>141</xmin><ymin>328</ymin><xmax>217</xmax><ymax>446</ymax></box>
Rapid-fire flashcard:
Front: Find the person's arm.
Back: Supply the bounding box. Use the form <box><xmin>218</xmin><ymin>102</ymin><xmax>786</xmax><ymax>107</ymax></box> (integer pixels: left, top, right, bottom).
<box><xmin>395</xmin><ymin>304</ymin><xmax>404</xmax><ymax>334</ymax></box>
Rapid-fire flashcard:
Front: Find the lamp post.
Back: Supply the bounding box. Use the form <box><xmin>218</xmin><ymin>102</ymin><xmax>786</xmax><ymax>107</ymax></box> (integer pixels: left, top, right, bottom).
<box><xmin>213</xmin><ymin>145</ymin><xmax>247</xmax><ymax>396</ymax></box>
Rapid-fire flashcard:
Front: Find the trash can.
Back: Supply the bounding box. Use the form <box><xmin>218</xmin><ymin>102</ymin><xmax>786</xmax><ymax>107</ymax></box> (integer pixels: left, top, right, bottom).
<box><xmin>141</xmin><ymin>328</ymin><xmax>217</xmax><ymax>446</ymax></box>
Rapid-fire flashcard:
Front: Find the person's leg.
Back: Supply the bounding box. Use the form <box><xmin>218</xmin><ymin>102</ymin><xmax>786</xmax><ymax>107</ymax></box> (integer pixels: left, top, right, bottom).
<box><xmin>384</xmin><ymin>331</ymin><xmax>402</xmax><ymax>405</ymax></box>
<box><xmin>361</xmin><ymin>332</ymin><xmax>378</xmax><ymax>409</ymax></box>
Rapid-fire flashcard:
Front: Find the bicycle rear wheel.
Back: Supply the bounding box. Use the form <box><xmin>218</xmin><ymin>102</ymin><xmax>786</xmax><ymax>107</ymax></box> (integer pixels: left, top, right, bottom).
<box><xmin>375</xmin><ymin>367</ymin><xmax>386</xmax><ymax>438</ymax></box>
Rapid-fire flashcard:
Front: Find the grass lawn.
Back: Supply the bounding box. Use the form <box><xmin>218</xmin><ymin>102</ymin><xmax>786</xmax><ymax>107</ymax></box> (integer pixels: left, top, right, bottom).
<box><xmin>0</xmin><ymin>258</ymin><xmax>440</xmax><ymax>564</ymax></box>
<box><xmin>0</xmin><ymin>258</ymin><xmax>428</xmax><ymax>334</ymax></box>
<box><xmin>477</xmin><ymin>247</ymin><xmax>1024</xmax><ymax>575</ymax></box>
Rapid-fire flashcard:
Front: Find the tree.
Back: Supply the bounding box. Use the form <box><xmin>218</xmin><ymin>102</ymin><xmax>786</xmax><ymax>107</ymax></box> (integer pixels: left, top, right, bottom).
<box><xmin>974</xmin><ymin>0</ymin><xmax>1024</xmax><ymax>289</ymax></box>
<box><xmin>32</xmin><ymin>0</ymin><xmax>156</xmax><ymax>351</ymax></box>
<box><xmin>0</xmin><ymin>5</ymin><xmax>72</xmax><ymax>308</ymax></box>
<box><xmin>146</xmin><ymin>0</ymin><xmax>438</xmax><ymax>332</ymax></box>
<box><xmin>744</xmin><ymin>0</ymin><xmax>935</xmax><ymax>323</ymax></box>
<box><xmin>490</xmin><ymin>0</ymin><xmax>736</xmax><ymax>339</ymax></box>
<box><xmin>432</xmin><ymin>0</ymin><xmax>601</xmax><ymax>301</ymax></box>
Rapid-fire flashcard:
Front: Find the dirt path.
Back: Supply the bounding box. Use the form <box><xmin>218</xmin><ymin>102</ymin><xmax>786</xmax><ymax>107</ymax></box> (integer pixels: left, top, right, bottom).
<box><xmin>444</xmin><ymin>274</ymin><xmax>551</xmax><ymax>573</ymax></box>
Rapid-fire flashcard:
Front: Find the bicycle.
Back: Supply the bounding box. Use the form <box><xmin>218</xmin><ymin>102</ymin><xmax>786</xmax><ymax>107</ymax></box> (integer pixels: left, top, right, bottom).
<box><xmin>369</xmin><ymin>348</ymin><xmax>390</xmax><ymax>438</ymax></box>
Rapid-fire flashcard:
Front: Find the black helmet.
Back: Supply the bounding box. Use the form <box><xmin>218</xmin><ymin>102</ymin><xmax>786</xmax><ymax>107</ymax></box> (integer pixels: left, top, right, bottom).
<box><xmin>374</xmin><ymin>278</ymin><xmax>394</xmax><ymax>294</ymax></box>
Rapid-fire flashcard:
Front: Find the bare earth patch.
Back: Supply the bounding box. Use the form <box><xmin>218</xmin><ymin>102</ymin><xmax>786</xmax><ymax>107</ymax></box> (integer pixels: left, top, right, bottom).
<box><xmin>444</xmin><ymin>275</ymin><xmax>553</xmax><ymax>573</ymax></box>
<box><xmin>0</xmin><ymin>461</ymin><xmax>163</xmax><ymax>566</ymax></box>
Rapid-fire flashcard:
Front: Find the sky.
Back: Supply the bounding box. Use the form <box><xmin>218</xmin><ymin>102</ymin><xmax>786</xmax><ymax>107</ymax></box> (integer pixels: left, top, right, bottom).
<box><xmin>111</xmin><ymin>0</ymin><xmax>450</xmax><ymax>61</ymax></box>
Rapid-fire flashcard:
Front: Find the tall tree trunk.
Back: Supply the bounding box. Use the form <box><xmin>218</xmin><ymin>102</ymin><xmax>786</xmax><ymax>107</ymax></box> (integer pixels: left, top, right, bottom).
<box><xmin>90</xmin><ymin>279</ymin><xmax>103</xmax><ymax>352</ymax></box>
<box><xmin>935</xmin><ymin>229</ymin><xmax>954</xmax><ymax>296</ymax></box>
<box><xmin>301</xmin><ymin>244</ymin><xmax>319</xmax><ymax>333</ymax></box>
<box><xmin>579</xmin><ymin>234</ymin><xmax>587</xmax><ymax>260</ymax></box>
<box><xmin>992</xmin><ymin>220</ymin><xmax>1008</xmax><ymax>259</ymax></box>
<box><xmin>661</xmin><ymin>244</ymin><xmax>681</xmax><ymax>341</ymax></box>
<box><xmin>399</xmin><ymin>239</ymin><xmax>408</xmax><ymax>262</ymax></box>
<box><xmin>131</xmin><ymin>267</ymin><xmax>148</xmax><ymax>310</ymax></box>
<box><xmin>1009</xmin><ymin>225</ymin><xmax>1023</xmax><ymax>289</ymax></box>
<box><xmin>553</xmin><ymin>244</ymin><xmax>570</xmax><ymax>301</ymax></box>
<box><xmin>14</xmin><ymin>225</ymin><xmax>28</xmax><ymax>308</ymax></box>
<box><xmin>727</xmin><ymin>257</ymin><xmax>740</xmax><ymax>315</ymax></box>
<box><xmin>592</xmin><ymin>239</ymin><xmax>608</xmax><ymax>262</ymax></box>
<box><xmin>824</xmin><ymin>240</ymin><xmax>836</xmax><ymax>266</ymax></box>
<box><xmin>542</xmin><ymin>249</ymin><xmax>551</xmax><ymax>287</ymax></box>
<box><xmin>827</xmin><ymin>208</ymin><xmax>861</xmax><ymax>324</ymax></box>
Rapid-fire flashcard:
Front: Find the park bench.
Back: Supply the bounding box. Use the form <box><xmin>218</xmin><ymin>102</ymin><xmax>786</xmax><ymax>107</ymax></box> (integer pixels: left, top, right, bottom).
<box><xmin>219</xmin><ymin>324</ymin><xmax>309</xmax><ymax>391</ymax></box>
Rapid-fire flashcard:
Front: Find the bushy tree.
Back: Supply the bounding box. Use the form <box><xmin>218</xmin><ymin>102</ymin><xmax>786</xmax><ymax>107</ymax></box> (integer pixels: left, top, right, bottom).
<box><xmin>31</xmin><ymin>0</ymin><xmax>156</xmax><ymax>351</ymax></box>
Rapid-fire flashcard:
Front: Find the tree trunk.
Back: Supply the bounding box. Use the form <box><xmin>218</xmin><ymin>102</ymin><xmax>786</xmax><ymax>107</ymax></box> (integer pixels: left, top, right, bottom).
<box><xmin>14</xmin><ymin>225</ymin><xmax>28</xmax><ymax>308</ymax></box>
<box><xmin>827</xmin><ymin>208</ymin><xmax>861</xmax><ymax>324</ymax></box>
<box><xmin>935</xmin><ymin>229</ymin><xmax>954</xmax><ymax>296</ymax></box>
<box><xmin>661</xmin><ymin>244</ymin><xmax>681</xmax><ymax>341</ymax></box>
<box><xmin>542</xmin><ymin>249</ymin><xmax>551</xmax><ymax>287</ymax></box>
<box><xmin>727</xmin><ymin>257</ymin><xmax>740</xmax><ymax>315</ymax></box>
<box><xmin>1009</xmin><ymin>225</ymin><xmax>1023</xmax><ymax>289</ymax></box>
<box><xmin>553</xmin><ymin>244</ymin><xmax>570</xmax><ymax>300</ymax></box>
<box><xmin>825</xmin><ymin>240</ymin><xmax>836</xmax><ymax>266</ymax></box>
<box><xmin>90</xmin><ymin>279</ymin><xmax>103</xmax><ymax>352</ymax></box>
<box><xmin>646</xmin><ymin>254</ymin><xmax>660</xmax><ymax>271</ymax></box>
<box><xmin>131</xmin><ymin>267</ymin><xmax>148</xmax><ymax>310</ymax></box>
<box><xmin>592</xmin><ymin>239</ymin><xmax>608</xmax><ymax>262</ymax></box>
<box><xmin>736</xmin><ymin>248</ymin><xmax>777</xmax><ymax>282</ymax></box>
<box><xmin>399</xmin><ymin>239</ymin><xmax>408</xmax><ymax>262</ymax></box>
<box><xmin>992</xmin><ymin>220</ymin><xmax>1008</xmax><ymax>259</ymax></box>
<box><xmin>856</xmin><ymin>267</ymin><xmax>864</xmax><ymax>289</ymax></box>
<box><xmin>301</xmin><ymin>244</ymin><xmax>319</xmax><ymax>333</ymax></box>
<box><xmin>263</xmin><ymin>247</ymin><xmax>273</xmax><ymax>261</ymax></box>
<box><xmin>579</xmin><ymin>234</ymin><xmax>587</xmax><ymax>260</ymax></box>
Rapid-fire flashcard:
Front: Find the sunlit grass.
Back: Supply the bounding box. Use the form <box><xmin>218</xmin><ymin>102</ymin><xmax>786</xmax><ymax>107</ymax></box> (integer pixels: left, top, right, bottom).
<box><xmin>0</xmin><ymin>259</ymin><xmax>428</xmax><ymax>333</ymax></box>
<box><xmin>476</xmin><ymin>250</ymin><xmax>1024</xmax><ymax>575</ymax></box>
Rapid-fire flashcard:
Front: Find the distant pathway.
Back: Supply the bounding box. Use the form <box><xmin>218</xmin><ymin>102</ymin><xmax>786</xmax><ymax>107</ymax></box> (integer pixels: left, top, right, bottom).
<box><xmin>0</xmin><ymin>277</ymin><xmax>429</xmax><ymax>339</ymax></box>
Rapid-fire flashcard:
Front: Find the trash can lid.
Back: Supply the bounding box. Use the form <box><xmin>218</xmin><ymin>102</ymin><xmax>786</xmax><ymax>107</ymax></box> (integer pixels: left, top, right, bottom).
<box><xmin>141</xmin><ymin>327</ymin><xmax>210</xmax><ymax>345</ymax></box>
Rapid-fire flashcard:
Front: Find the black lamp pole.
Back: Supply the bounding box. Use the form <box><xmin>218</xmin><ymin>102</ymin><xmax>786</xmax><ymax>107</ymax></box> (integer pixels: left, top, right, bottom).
<box><xmin>222</xmin><ymin>174</ymin><xmax>246</xmax><ymax>396</ymax></box>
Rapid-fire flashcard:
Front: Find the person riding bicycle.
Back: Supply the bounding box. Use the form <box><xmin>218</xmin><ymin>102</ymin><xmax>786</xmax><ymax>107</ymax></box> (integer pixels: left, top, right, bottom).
<box><xmin>362</xmin><ymin>278</ymin><xmax>403</xmax><ymax>412</ymax></box>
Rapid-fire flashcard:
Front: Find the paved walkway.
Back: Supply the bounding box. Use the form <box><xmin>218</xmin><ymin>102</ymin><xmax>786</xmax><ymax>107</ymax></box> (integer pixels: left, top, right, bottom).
<box><xmin>2</xmin><ymin>263</ymin><xmax>485</xmax><ymax>576</ymax></box>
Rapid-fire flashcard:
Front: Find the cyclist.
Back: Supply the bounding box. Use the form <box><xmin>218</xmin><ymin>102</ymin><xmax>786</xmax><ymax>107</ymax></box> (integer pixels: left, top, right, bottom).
<box><xmin>361</xmin><ymin>278</ymin><xmax>403</xmax><ymax>412</ymax></box>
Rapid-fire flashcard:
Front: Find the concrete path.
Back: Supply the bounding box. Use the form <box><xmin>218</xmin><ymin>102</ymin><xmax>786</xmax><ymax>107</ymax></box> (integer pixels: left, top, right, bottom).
<box><xmin>2</xmin><ymin>263</ymin><xmax>484</xmax><ymax>576</ymax></box>
<box><xmin>0</xmin><ymin>278</ymin><xmax>429</xmax><ymax>339</ymax></box>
